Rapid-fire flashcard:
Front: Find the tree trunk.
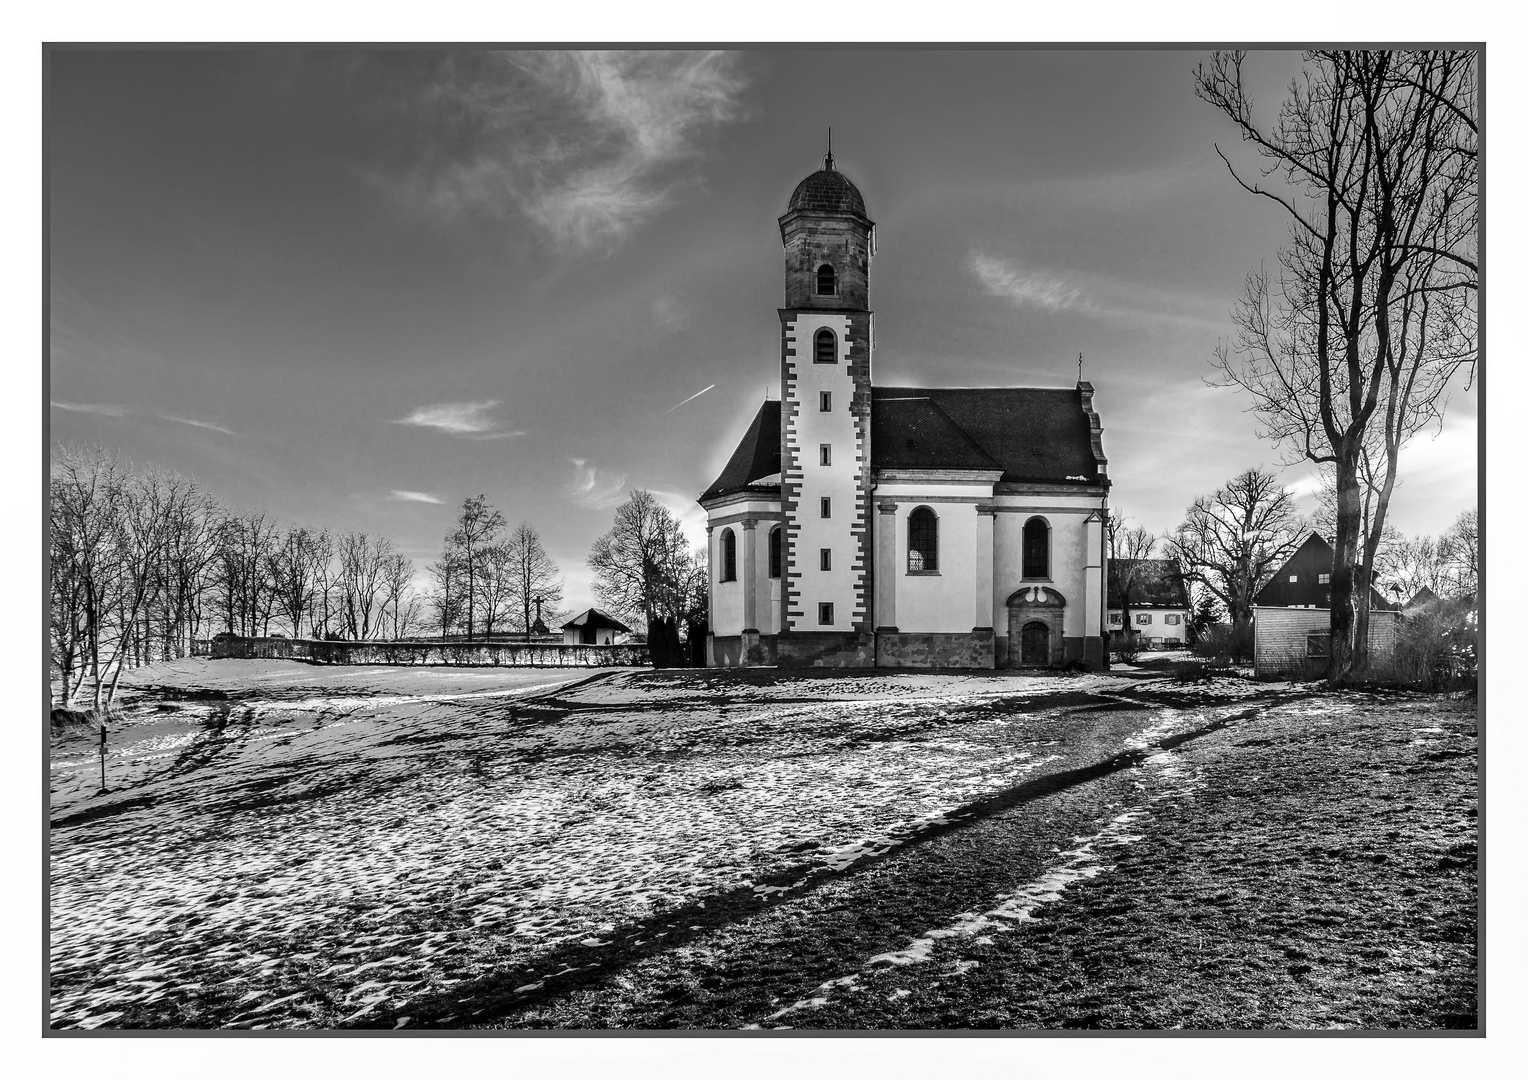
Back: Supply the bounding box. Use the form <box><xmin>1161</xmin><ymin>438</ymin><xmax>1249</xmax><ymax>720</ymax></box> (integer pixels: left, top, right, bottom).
<box><xmin>1328</xmin><ymin>445</ymin><xmax>1365</xmax><ymax>685</ymax></box>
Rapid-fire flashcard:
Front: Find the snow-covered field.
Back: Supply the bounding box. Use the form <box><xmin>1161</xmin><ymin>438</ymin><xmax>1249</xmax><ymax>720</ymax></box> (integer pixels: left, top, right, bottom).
<box><xmin>50</xmin><ymin>659</ymin><xmax>1194</xmax><ymax>1029</ymax></box>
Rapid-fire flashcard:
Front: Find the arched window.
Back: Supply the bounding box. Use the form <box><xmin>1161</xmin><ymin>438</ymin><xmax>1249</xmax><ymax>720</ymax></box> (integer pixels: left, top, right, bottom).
<box><xmin>816</xmin><ymin>264</ymin><xmax>837</xmax><ymax>296</ymax></box>
<box><xmin>907</xmin><ymin>507</ymin><xmax>939</xmax><ymax>573</ymax></box>
<box><xmin>768</xmin><ymin>526</ymin><xmax>782</xmax><ymax>579</ymax></box>
<box><xmin>1023</xmin><ymin>517</ymin><xmax>1050</xmax><ymax>580</ymax></box>
<box><xmin>814</xmin><ymin>328</ymin><xmax>837</xmax><ymax>364</ymax></box>
<box><xmin>720</xmin><ymin>528</ymin><xmax>737</xmax><ymax>582</ymax></box>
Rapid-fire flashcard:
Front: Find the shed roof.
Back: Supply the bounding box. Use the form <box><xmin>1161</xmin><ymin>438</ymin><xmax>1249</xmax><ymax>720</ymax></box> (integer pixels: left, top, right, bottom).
<box><xmin>559</xmin><ymin>608</ymin><xmax>632</xmax><ymax>633</ymax></box>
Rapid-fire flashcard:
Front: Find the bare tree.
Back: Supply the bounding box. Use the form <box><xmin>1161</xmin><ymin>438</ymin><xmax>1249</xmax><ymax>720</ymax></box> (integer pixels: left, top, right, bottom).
<box><xmin>1106</xmin><ymin>513</ymin><xmax>1161</xmax><ymax>633</ymax></box>
<box><xmin>1381</xmin><ymin>532</ymin><xmax>1453</xmax><ymax>606</ymax></box>
<box><xmin>428</xmin><ymin>548</ymin><xmax>465</xmax><ymax>638</ymax></box>
<box><xmin>380</xmin><ymin>551</ymin><xmax>416</xmax><ymax>639</ymax></box>
<box><xmin>335</xmin><ymin>532</ymin><xmax>393</xmax><ymax>640</ymax></box>
<box><xmin>272</xmin><ymin>526</ymin><xmax>322</xmax><ymax>638</ymax></box>
<box><xmin>444</xmin><ymin>495</ymin><xmax>506</xmax><ymax>640</ymax></box>
<box><xmin>1165</xmin><ymin>467</ymin><xmax>1306</xmax><ymax>631</ymax></box>
<box><xmin>504</xmin><ymin>522</ymin><xmax>564</xmax><ymax>641</ymax></box>
<box><xmin>1196</xmin><ymin>50</ymin><xmax>1477</xmax><ymax>682</ymax></box>
<box><xmin>588</xmin><ymin>490</ymin><xmax>692</xmax><ymax>635</ymax></box>
<box><xmin>1439</xmin><ymin>507</ymin><xmax>1478</xmax><ymax>599</ymax></box>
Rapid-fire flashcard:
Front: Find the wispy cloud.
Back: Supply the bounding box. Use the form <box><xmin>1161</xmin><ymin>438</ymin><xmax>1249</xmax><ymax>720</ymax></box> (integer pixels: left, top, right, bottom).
<box><xmin>971</xmin><ymin>251</ymin><xmax>1230</xmax><ymax>333</ymax></box>
<box><xmin>389</xmin><ymin>489</ymin><xmax>444</xmax><ymax>504</ymax></box>
<box><xmin>651</xmin><ymin>293</ymin><xmax>690</xmax><ymax>332</ymax></box>
<box><xmin>970</xmin><ymin>253</ymin><xmax>1097</xmax><ymax>314</ymax></box>
<box><xmin>393</xmin><ymin>400</ymin><xmax>524</xmax><ymax>440</ymax></box>
<box><xmin>387</xmin><ymin>51</ymin><xmax>749</xmax><ymax>253</ymax></box>
<box><xmin>51</xmin><ymin>400</ymin><xmax>128</xmax><ymax>416</ymax></box>
<box><xmin>566</xmin><ymin>458</ymin><xmax>628</xmax><ymax>509</ymax></box>
<box><xmin>159</xmin><ymin>414</ymin><xmax>236</xmax><ymax>436</ymax></box>
<box><xmin>665</xmin><ymin>383</ymin><xmax>716</xmax><ymax>414</ymax></box>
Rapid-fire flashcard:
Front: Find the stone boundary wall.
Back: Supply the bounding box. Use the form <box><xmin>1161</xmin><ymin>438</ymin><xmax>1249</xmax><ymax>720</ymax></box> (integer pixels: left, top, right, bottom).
<box><xmin>203</xmin><ymin>635</ymin><xmax>648</xmax><ymax>668</ymax></box>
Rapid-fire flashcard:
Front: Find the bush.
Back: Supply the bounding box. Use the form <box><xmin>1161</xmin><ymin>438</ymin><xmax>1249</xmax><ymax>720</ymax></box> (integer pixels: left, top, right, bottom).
<box><xmin>1113</xmin><ymin>629</ymin><xmax>1142</xmax><ymax>664</ymax></box>
<box><xmin>1394</xmin><ymin>598</ymin><xmax>1477</xmax><ymax>692</ymax></box>
<box><xmin>1193</xmin><ymin>621</ymin><xmax>1253</xmax><ymax>666</ymax></box>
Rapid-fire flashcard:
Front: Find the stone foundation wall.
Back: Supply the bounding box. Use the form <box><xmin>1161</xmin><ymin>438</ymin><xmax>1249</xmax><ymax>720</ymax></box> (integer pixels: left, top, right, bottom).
<box><xmin>875</xmin><ymin>630</ymin><xmax>994</xmax><ymax>669</ymax></box>
<box><xmin>994</xmin><ymin>634</ymin><xmax>1107</xmax><ymax>671</ymax></box>
<box><xmin>776</xmin><ymin>630</ymin><xmax>875</xmax><ymax>668</ymax></box>
<box><xmin>707</xmin><ymin>632</ymin><xmax>778</xmax><ymax>668</ymax></box>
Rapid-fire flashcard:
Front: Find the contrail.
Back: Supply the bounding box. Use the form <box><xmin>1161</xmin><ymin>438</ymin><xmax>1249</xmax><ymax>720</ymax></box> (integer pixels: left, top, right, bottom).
<box><xmin>665</xmin><ymin>383</ymin><xmax>716</xmax><ymax>413</ymax></box>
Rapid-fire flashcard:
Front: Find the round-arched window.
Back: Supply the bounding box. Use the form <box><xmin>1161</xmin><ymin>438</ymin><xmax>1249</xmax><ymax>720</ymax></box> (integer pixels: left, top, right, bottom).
<box><xmin>768</xmin><ymin>525</ymin><xmax>782</xmax><ymax>579</ymax></box>
<box><xmin>720</xmin><ymin>528</ymin><xmax>737</xmax><ymax>582</ymax></box>
<box><xmin>908</xmin><ymin>507</ymin><xmax>939</xmax><ymax>573</ymax></box>
<box><xmin>816</xmin><ymin>264</ymin><xmax>836</xmax><ymax>296</ymax></box>
<box><xmin>814</xmin><ymin>328</ymin><xmax>837</xmax><ymax>364</ymax></box>
<box><xmin>1023</xmin><ymin>517</ymin><xmax>1050</xmax><ymax>580</ymax></box>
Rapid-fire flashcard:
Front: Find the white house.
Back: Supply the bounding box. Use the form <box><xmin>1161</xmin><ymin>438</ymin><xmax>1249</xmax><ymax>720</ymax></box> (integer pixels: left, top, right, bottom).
<box><xmin>698</xmin><ymin>152</ymin><xmax>1112</xmax><ymax>670</ymax></box>
<box><xmin>1107</xmin><ymin>558</ymin><xmax>1191</xmax><ymax>649</ymax></box>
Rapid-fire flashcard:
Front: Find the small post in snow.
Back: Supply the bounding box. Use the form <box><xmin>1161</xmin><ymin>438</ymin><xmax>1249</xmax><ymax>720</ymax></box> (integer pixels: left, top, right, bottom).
<box><xmin>97</xmin><ymin>723</ymin><xmax>109</xmax><ymax>795</ymax></box>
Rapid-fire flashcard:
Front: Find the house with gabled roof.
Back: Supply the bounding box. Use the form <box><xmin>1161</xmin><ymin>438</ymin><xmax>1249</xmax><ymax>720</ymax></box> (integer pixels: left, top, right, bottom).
<box><xmin>1252</xmin><ymin>532</ymin><xmax>1401</xmax><ymax>680</ymax></box>
<box><xmin>1107</xmin><ymin>558</ymin><xmax>1191</xmax><ymax>648</ymax></box>
<box><xmin>698</xmin><ymin>151</ymin><xmax>1111</xmax><ymax>670</ymax></box>
<box><xmin>559</xmin><ymin>608</ymin><xmax>631</xmax><ymax>647</ymax></box>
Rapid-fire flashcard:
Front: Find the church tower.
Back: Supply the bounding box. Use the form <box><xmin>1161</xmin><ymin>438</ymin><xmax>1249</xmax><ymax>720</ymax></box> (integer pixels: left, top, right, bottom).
<box><xmin>775</xmin><ymin>147</ymin><xmax>877</xmax><ymax>664</ymax></box>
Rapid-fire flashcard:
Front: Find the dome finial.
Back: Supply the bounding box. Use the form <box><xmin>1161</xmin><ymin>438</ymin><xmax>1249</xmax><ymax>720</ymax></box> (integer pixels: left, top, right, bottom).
<box><xmin>824</xmin><ymin>127</ymin><xmax>835</xmax><ymax>172</ymax></box>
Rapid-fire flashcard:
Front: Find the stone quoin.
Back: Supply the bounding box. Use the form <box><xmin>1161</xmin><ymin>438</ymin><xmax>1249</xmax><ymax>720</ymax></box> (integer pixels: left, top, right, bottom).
<box><xmin>699</xmin><ymin>149</ymin><xmax>1112</xmax><ymax>669</ymax></box>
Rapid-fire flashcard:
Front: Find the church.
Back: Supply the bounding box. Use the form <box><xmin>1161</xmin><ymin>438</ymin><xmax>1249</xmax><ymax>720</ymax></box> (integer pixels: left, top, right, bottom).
<box><xmin>698</xmin><ymin>151</ymin><xmax>1112</xmax><ymax>670</ymax></box>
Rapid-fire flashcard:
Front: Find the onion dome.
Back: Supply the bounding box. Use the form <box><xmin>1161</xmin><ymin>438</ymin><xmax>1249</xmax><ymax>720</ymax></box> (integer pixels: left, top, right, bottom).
<box><xmin>786</xmin><ymin>149</ymin><xmax>867</xmax><ymax>217</ymax></box>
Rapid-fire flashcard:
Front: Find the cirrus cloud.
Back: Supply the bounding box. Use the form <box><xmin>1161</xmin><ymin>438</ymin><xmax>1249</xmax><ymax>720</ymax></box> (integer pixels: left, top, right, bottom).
<box><xmin>393</xmin><ymin>400</ymin><xmax>524</xmax><ymax>440</ymax></box>
<box><xmin>566</xmin><ymin>458</ymin><xmax>628</xmax><ymax>509</ymax></box>
<box><xmin>388</xmin><ymin>489</ymin><xmax>444</xmax><ymax>504</ymax></box>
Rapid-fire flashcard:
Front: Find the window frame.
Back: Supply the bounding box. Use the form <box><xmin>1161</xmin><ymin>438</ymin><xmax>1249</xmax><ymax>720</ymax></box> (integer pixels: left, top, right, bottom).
<box><xmin>906</xmin><ymin>505</ymin><xmax>940</xmax><ymax>574</ymax></box>
<box><xmin>819</xmin><ymin>443</ymin><xmax>831</xmax><ymax>467</ymax></box>
<box><xmin>1135</xmin><ymin>612</ymin><xmax>1152</xmax><ymax>626</ymax></box>
<box><xmin>1022</xmin><ymin>516</ymin><xmax>1051</xmax><ymax>580</ymax></box>
<box><xmin>813</xmin><ymin>328</ymin><xmax>838</xmax><ymax>364</ymax></box>
<box><xmin>1306</xmin><ymin>632</ymin><xmax>1331</xmax><ymax>658</ymax></box>
<box><xmin>816</xmin><ymin>263</ymin><xmax>837</xmax><ymax>297</ymax></box>
<box><xmin>820</xmin><ymin>496</ymin><xmax>831</xmax><ymax>518</ymax></box>
<box><xmin>819</xmin><ymin>391</ymin><xmax>832</xmax><ymax>412</ymax></box>
<box><xmin>818</xmin><ymin>602</ymin><xmax>835</xmax><ymax>626</ymax></box>
<box><xmin>719</xmin><ymin>528</ymin><xmax>737</xmax><ymax>583</ymax></box>
<box><xmin>819</xmin><ymin>547</ymin><xmax>832</xmax><ymax>572</ymax></box>
<box><xmin>768</xmin><ymin>525</ymin><xmax>782</xmax><ymax>579</ymax></box>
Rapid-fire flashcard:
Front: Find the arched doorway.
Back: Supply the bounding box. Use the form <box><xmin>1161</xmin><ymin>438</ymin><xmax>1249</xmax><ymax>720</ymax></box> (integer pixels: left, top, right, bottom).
<box><xmin>1004</xmin><ymin>585</ymin><xmax>1066</xmax><ymax>668</ymax></box>
<box><xmin>1020</xmin><ymin>621</ymin><xmax>1050</xmax><ymax>667</ymax></box>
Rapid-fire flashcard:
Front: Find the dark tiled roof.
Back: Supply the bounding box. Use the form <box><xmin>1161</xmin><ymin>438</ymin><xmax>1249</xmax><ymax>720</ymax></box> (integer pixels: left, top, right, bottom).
<box><xmin>1108</xmin><ymin>558</ymin><xmax>1190</xmax><ymax>608</ymax></box>
<box><xmin>873</xmin><ymin>387</ymin><xmax>1102</xmax><ymax>484</ymax></box>
<box><xmin>870</xmin><ymin>397</ymin><xmax>1002</xmax><ymax>471</ymax></box>
<box><xmin>559</xmin><ymin>607</ymin><xmax>631</xmax><ymax>633</ymax></box>
<box><xmin>787</xmin><ymin>168</ymin><xmax>868</xmax><ymax>217</ymax></box>
<box><xmin>700</xmin><ymin>401</ymin><xmax>782</xmax><ymax>502</ymax></box>
<box><xmin>1253</xmin><ymin>533</ymin><xmax>1400</xmax><ymax>611</ymax></box>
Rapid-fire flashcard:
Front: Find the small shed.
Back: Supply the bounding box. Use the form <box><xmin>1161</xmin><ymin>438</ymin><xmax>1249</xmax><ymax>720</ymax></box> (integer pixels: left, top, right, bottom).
<box><xmin>560</xmin><ymin>608</ymin><xmax>631</xmax><ymax>646</ymax></box>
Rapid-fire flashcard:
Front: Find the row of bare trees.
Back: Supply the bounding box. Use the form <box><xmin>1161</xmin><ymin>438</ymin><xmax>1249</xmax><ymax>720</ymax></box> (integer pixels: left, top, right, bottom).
<box><xmin>50</xmin><ymin>444</ymin><xmax>423</xmax><ymax>710</ymax></box>
<box><xmin>426</xmin><ymin>495</ymin><xmax>565</xmax><ymax>640</ymax></box>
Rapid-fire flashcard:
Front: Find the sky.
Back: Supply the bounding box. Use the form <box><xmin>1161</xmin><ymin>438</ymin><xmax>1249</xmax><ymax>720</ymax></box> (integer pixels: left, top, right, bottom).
<box><xmin>47</xmin><ymin>48</ymin><xmax>1479</xmax><ymax>613</ymax></box>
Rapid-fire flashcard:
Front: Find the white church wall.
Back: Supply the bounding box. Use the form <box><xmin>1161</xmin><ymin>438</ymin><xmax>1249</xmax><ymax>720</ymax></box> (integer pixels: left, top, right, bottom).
<box><xmin>706</xmin><ymin>498</ymin><xmax>783</xmax><ymax>637</ymax></box>
<box><xmin>991</xmin><ymin>494</ymin><xmax>1106</xmax><ymax>642</ymax></box>
<box><xmin>874</xmin><ymin>483</ymin><xmax>990</xmax><ymax>634</ymax></box>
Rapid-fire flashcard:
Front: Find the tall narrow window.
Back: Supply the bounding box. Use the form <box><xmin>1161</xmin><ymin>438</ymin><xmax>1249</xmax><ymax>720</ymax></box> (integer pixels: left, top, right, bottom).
<box><xmin>1023</xmin><ymin>517</ymin><xmax>1050</xmax><ymax>580</ymax></box>
<box><xmin>768</xmin><ymin>526</ymin><xmax>782</xmax><ymax>579</ymax></box>
<box><xmin>820</xmin><ymin>497</ymin><xmax>831</xmax><ymax>518</ymax></box>
<box><xmin>820</xmin><ymin>443</ymin><xmax>832</xmax><ymax>466</ymax></box>
<box><xmin>720</xmin><ymin>528</ymin><xmax>737</xmax><ymax>582</ymax></box>
<box><xmin>818</xmin><ymin>602</ymin><xmax>835</xmax><ymax>625</ymax></box>
<box><xmin>820</xmin><ymin>391</ymin><xmax>832</xmax><ymax>412</ymax></box>
<box><xmin>907</xmin><ymin>507</ymin><xmax>939</xmax><ymax>573</ymax></box>
<box><xmin>820</xmin><ymin>548</ymin><xmax>831</xmax><ymax>572</ymax></box>
<box><xmin>814</xmin><ymin>328</ymin><xmax>837</xmax><ymax>364</ymax></box>
<box><xmin>816</xmin><ymin>264</ymin><xmax>836</xmax><ymax>296</ymax></box>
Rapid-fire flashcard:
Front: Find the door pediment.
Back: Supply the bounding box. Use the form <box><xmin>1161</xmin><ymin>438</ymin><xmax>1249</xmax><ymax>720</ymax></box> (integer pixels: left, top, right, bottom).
<box><xmin>1006</xmin><ymin>585</ymin><xmax>1066</xmax><ymax>608</ymax></box>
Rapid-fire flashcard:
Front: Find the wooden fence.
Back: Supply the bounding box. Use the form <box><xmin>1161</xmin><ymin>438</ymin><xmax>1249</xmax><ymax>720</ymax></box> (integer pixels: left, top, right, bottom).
<box><xmin>196</xmin><ymin>635</ymin><xmax>649</xmax><ymax>668</ymax></box>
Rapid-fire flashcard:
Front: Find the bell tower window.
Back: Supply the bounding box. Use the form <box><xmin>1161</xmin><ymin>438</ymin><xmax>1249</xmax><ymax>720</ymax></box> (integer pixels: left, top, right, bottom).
<box><xmin>816</xmin><ymin>264</ymin><xmax>836</xmax><ymax>296</ymax></box>
<box><xmin>814</xmin><ymin>328</ymin><xmax>837</xmax><ymax>364</ymax></box>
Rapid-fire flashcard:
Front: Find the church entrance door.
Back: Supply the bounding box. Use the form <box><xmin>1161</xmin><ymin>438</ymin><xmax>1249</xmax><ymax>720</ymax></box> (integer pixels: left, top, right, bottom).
<box><xmin>1020</xmin><ymin>621</ymin><xmax>1050</xmax><ymax>667</ymax></box>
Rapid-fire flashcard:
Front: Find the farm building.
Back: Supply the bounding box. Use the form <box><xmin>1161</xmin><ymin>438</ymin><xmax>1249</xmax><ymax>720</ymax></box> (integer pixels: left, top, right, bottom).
<box><xmin>699</xmin><ymin>150</ymin><xmax>1111</xmax><ymax>670</ymax></box>
<box><xmin>560</xmin><ymin>608</ymin><xmax>631</xmax><ymax>647</ymax></box>
<box><xmin>1252</xmin><ymin>533</ymin><xmax>1401</xmax><ymax>680</ymax></box>
<box><xmin>1107</xmin><ymin>558</ymin><xmax>1191</xmax><ymax>649</ymax></box>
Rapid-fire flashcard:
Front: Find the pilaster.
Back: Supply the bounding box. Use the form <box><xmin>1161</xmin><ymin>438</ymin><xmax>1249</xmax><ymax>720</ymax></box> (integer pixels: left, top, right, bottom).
<box><xmin>742</xmin><ymin>518</ymin><xmax>758</xmax><ymax>633</ymax></box>
<box><xmin>875</xmin><ymin>500</ymin><xmax>898</xmax><ymax>631</ymax></box>
<box><xmin>974</xmin><ymin>503</ymin><xmax>996</xmax><ymax>631</ymax></box>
